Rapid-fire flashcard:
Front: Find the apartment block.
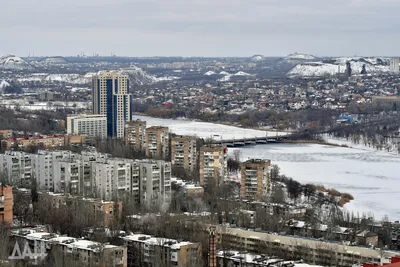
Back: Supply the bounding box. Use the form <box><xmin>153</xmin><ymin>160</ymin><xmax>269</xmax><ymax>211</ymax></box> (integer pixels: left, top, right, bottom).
<box><xmin>125</xmin><ymin>120</ymin><xmax>147</xmax><ymax>151</ymax></box>
<box><xmin>216</xmin><ymin>226</ymin><xmax>398</xmax><ymax>267</ymax></box>
<box><xmin>39</xmin><ymin>192</ymin><xmax>122</xmax><ymax>227</ymax></box>
<box><xmin>0</xmin><ymin>184</ymin><xmax>13</xmax><ymax>225</ymax></box>
<box><xmin>2</xmin><ymin>135</ymin><xmax>65</xmax><ymax>149</ymax></box>
<box><xmin>139</xmin><ymin>160</ymin><xmax>171</xmax><ymax>209</ymax></box>
<box><xmin>390</xmin><ymin>58</ymin><xmax>400</xmax><ymax>74</ymax></box>
<box><xmin>240</xmin><ymin>159</ymin><xmax>272</xmax><ymax>201</ymax></box>
<box><xmin>11</xmin><ymin>227</ymin><xmax>127</xmax><ymax>267</ymax></box>
<box><xmin>199</xmin><ymin>145</ymin><xmax>228</xmax><ymax>187</ymax></box>
<box><xmin>91</xmin><ymin>159</ymin><xmax>132</xmax><ymax>201</ymax></box>
<box><xmin>122</xmin><ymin>234</ymin><xmax>202</xmax><ymax>267</ymax></box>
<box><xmin>53</xmin><ymin>161</ymin><xmax>82</xmax><ymax>194</ymax></box>
<box><xmin>67</xmin><ymin>114</ymin><xmax>107</xmax><ymax>138</ymax></box>
<box><xmin>0</xmin><ymin>129</ymin><xmax>13</xmax><ymax>139</ymax></box>
<box><xmin>171</xmin><ymin>135</ymin><xmax>197</xmax><ymax>172</ymax></box>
<box><xmin>32</xmin><ymin>150</ymin><xmax>77</xmax><ymax>191</ymax></box>
<box><xmin>145</xmin><ymin>126</ymin><xmax>169</xmax><ymax>159</ymax></box>
<box><xmin>0</xmin><ymin>150</ymin><xmax>172</xmax><ymax>209</ymax></box>
<box><xmin>0</xmin><ymin>151</ymin><xmax>33</xmax><ymax>187</ymax></box>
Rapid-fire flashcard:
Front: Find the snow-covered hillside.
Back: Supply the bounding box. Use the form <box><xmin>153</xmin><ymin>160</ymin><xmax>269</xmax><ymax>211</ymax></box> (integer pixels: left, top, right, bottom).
<box><xmin>287</xmin><ymin>57</ymin><xmax>393</xmax><ymax>77</ymax></box>
<box><xmin>120</xmin><ymin>66</ymin><xmax>180</xmax><ymax>85</ymax></box>
<box><xmin>250</xmin><ymin>54</ymin><xmax>265</xmax><ymax>62</ymax></box>
<box><xmin>16</xmin><ymin>66</ymin><xmax>179</xmax><ymax>86</ymax></box>
<box><xmin>285</xmin><ymin>53</ymin><xmax>316</xmax><ymax>60</ymax></box>
<box><xmin>0</xmin><ymin>55</ymin><xmax>34</xmax><ymax>70</ymax></box>
<box><xmin>204</xmin><ymin>71</ymin><xmax>216</xmax><ymax>76</ymax></box>
<box><xmin>217</xmin><ymin>71</ymin><xmax>254</xmax><ymax>82</ymax></box>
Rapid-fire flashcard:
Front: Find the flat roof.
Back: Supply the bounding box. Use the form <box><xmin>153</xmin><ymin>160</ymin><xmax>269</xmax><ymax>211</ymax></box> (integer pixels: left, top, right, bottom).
<box><xmin>218</xmin><ymin>226</ymin><xmax>399</xmax><ymax>259</ymax></box>
<box><xmin>122</xmin><ymin>234</ymin><xmax>195</xmax><ymax>249</ymax></box>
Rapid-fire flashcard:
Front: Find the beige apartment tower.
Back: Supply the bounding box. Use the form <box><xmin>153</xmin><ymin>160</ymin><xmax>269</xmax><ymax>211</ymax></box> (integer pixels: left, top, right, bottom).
<box><xmin>240</xmin><ymin>159</ymin><xmax>272</xmax><ymax>201</ymax></box>
<box><xmin>199</xmin><ymin>145</ymin><xmax>227</xmax><ymax>187</ymax></box>
<box><xmin>171</xmin><ymin>135</ymin><xmax>197</xmax><ymax>172</ymax></box>
<box><xmin>145</xmin><ymin>126</ymin><xmax>169</xmax><ymax>159</ymax></box>
<box><xmin>125</xmin><ymin>120</ymin><xmax>147</xmax><ymax>151</ymax></box>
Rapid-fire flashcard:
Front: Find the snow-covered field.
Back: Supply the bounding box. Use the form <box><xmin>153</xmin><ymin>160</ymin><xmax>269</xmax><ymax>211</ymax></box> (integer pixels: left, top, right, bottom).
<box><xmin>134</xmin><ymin>115</ymin><xmax>287</xmax><ymax>139</ymax></box>
<box><xmin>231</xmin><ymin>143</ymin><xmax>400</xmax><ymax>221</ymax></box>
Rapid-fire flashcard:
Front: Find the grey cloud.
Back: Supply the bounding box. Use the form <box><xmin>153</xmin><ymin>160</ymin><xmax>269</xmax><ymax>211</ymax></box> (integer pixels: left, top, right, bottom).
<box><xmin>1</xmin><ymin>0</ymin><xmax>400</xmax><ymax>56</ymax></box>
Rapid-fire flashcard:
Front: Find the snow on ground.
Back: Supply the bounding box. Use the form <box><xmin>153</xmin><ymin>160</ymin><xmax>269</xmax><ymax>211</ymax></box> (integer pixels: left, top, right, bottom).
<box><xmin>134</xmin><ymin>115</ymin><xmax>286</xmax><ymax>140</ymax></box>
<box><xmin>287</xmin><ymin>57</ymin><xmax>392</xmax><ymax>77</ymax></box>
<box><xmin>0</xmin><ymin>99</ymin><xmax>88</xmax><ymax>110</ymax></box>
<box><xmin>0</xmin><ymin>80</ymin><xmax>10</xmax><ymax>89</ymax></box>
<box><xmin>230</xmin><ymin>143</ymin><xmax>400</xmax><ymax>221</ymax></box>
<box><xmin>217</xmin><ymin>71</ymin><xmax>253</xmax><ymax>81</ymax></box>
<box><xmin>154</xmin><ymin>76</ymin><xmax>180</xmax><ymax>82</ymax></box>
<box><xmin>288</xmin><ymin>62</ymin><xmax>339</xmax><ymax>76</ymax></box>
<box><xmin>204</xmin><ymin>71</ymin><xmax>216</xmax><ymax>76</ymax></box>
<box><xmin>285</xmin><ymin>53</ymin><xmax>316</xmax><ymax>60</ymax></box>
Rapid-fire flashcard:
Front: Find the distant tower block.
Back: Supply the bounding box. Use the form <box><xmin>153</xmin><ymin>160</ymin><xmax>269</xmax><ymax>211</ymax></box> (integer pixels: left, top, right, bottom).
<box><xmin>346</xmin><ymin>61</ymin><xmax>352</xmax><ymax>77</ymax></box>
<box><xmin>390</xmin><ymin>58</ymin><xmax>400</xmax><ymax>74</ymax></box>
<box><xmin>208</xmin><ymin>226</ymin><xmax>217</xmax><ymax>267</ymax></box>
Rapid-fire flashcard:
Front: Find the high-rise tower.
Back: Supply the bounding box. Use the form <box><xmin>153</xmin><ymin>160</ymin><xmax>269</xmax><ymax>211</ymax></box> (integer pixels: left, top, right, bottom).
<box><xmin>92</xmin><ymin>71</ymin><xmax>132</xmax><ymax>138</ymax></box>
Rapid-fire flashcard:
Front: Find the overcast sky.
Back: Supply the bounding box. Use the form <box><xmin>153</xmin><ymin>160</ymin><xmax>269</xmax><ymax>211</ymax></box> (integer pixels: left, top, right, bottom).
<box><xmin>2</xmin><ymin>0</ymin><xmax>399</xmax><ymax>57</ymax></box>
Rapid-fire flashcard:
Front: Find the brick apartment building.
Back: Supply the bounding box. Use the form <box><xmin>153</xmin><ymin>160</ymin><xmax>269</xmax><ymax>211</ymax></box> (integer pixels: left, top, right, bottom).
<box><xmin>171</xmin><ymin>135</ymin><xmax>197</xmax><ymax>172</ymax></box>
<box><xmin>145</xmin><ymin>126</ymin><xmax>169</xmax><ymax>159</ymax></box>
<box><xmin>240</xmin><ymin>159</ymin><xmax>272</xmax><ymax>201</ymax></box>
<box><xmin>125</xmin><ymin>120</ymin><xmax>147</xmax><ymax>152</ymax></box>
<box><xmin>199</xmin><ymin>145</ymin><xmax>227</xmax><ymax>187</ymax></box>
<box><xmin>0</xmin><ymin>184</ymin><xmax>13</xmax><ymax>225</ymax></box>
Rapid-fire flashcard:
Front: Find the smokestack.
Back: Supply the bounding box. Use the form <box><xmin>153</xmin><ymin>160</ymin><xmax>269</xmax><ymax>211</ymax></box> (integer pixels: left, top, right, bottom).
<box><xmin>208</xmin><ymin>226</ymin><xmax>217</xmax><ymax>267</ymax></box>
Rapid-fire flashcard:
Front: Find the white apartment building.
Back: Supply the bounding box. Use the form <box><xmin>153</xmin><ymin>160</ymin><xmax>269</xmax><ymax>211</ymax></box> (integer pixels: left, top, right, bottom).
<box><xmin>91</xmin><ymin>159</ymin><xmax>132</xmax><ymax>201</ymax></box>
<box><xmin>0</xmin><ymin>151</ymin><xmax>32</xmax><ymax>187</ymax></box>
<box><xmin>0</xmin><ymin>149</ymin><xmax>172</xmax><ymax>208</ymax></box>
<box><xmin>131</xmin><ymin>160</ymin><xmax>140</xmax><ymax>204</ymax></box>
<box><xmin>139</xmin><ymin>160</ymin><xmax>171</xmax><ymax>209</ymax></box>
<box><xmin>53</xmin><ymin>161</ymin><xmax>82</xmax><ymax>194</ymax></box>
<box><xmin>67</xmin><ymin>114</ymin><xmax>107</xmax><ymax>138</ymax></box>
<box><xmin>32</xmin><ymin>150</ymin><xmax>77</xmax><ymax>191</ymax></box>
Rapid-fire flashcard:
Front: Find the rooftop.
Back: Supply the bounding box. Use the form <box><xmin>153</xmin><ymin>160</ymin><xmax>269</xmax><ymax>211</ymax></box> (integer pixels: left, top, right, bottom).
<box><xmin>122</xmin><ymin>234</ymin><xmax>194</xmax><ymax>249</ymax></box>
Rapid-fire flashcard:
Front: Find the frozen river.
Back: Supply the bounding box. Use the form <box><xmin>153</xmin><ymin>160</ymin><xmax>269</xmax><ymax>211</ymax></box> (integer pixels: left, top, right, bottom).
<box><xmin>136</xmin><ymin>115</ymin><xmax>400</xmax><ymax>221</ymax></box>
<box><xmin>232</xmin><ymin>144</ymin><xmax>400</xmax><ymax>221</ymax></box>
<box><xmin>134</xmin><ymin>115</ymin><xmax>286</xmax><ymax>139</ymax></box>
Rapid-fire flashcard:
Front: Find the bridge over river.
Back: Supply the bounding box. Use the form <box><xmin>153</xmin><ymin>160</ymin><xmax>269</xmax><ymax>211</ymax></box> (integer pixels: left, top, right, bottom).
<box><xmin>210</xmin><ymin>134</ymin><xmax>290</xmax><ymax>147</ymax></box>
